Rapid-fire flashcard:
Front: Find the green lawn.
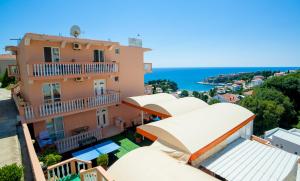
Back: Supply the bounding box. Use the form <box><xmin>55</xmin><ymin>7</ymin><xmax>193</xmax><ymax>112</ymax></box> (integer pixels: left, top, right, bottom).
<box><xmin>111</xmin><ymin>134</ymin><xmax>140</xmax><ymax>158</ymax></box>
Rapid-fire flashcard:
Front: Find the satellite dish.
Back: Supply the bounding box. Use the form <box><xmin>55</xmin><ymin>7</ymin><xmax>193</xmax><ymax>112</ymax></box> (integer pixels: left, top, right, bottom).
<box><xmin>70</xmin><ymin>25</ymin><xmax>81</xmax><ymax>38</ymax></box>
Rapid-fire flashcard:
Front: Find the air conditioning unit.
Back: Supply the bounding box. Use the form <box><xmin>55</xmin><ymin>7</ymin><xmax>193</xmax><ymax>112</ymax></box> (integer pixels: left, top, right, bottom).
<box><xmin>75</xmin><ymin>77</ymin><xmax>84</xmax><ymax>82</ymax></box>
<box><xmin>72</xmin><ymin>43</ymin><xmax>81</xmax><ymax>50</ymax></box>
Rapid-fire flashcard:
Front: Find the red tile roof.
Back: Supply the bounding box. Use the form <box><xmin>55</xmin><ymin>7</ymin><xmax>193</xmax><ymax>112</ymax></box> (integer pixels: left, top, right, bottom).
<box><xmin>0</xmin><ymin>54</ymin><xmax>16</xmax><ymax>60</ymax></box>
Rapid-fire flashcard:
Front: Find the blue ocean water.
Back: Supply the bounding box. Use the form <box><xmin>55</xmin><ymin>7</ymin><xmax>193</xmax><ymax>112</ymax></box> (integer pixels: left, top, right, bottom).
<box><xmin>144</xmin><ymin>67</ymin><xmax>300</xmax><ymax>91</ymax></box>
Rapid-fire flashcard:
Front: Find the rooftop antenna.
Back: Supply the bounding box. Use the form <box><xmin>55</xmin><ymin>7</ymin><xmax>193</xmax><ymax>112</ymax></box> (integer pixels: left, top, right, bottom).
<box><xmin>9</xmin><ymin>38</ymin><xmax>21</xmax><ymax>45</ymax></box>
<box><xmin>70</xmin><ymin>25</ymin><xmax>81</xmax><ymax>38</ymax></box>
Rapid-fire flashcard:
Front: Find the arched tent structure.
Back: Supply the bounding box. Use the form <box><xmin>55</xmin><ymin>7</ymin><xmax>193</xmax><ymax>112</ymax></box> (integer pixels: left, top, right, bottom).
<box><xmin>137</xmin><ymin>103</ymin><xmax>255</xmax><ymax>163</ymax></box>
<box><xmin>123</xmin><ymin>93</ymin><xmax>209</xmax><ymax>118</ymax></box>
<box><xmin>144</xmin><ymin>97</ymin><xmax>208</xmax><ymax>117</ymax></box>
<box><xmin>107</xmin><ymin>147</ymin><xmax>218</xmax><ymax>181</ymax></box>
<box><xmin>122</xmin><ymin>93</ymin><xmax>177</xmax><ymax>118</ymax></box>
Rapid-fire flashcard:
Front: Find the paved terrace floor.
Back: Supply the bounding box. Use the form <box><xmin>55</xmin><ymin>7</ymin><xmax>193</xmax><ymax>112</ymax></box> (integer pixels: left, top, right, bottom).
<box><xmin>0</xmin><ymin>88</ymin><xmax>33</xmax><ymax>180</ymax></box>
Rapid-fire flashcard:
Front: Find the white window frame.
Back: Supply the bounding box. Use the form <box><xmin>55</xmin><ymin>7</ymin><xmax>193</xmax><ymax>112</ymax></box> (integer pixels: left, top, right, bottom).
<box><xmin>42</xmin><ymin>82</ymin><xmax>61</xmax><ymax>103</ymax></box>
<box><xmin>43</xmin><ymin>47</ymin><xmax>60</xmax><ymax>62</ymax></box>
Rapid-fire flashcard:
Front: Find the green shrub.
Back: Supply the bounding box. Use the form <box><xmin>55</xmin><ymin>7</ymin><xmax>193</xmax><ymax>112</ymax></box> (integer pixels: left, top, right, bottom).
<box><xmin>1</xmin><ymin>69</ymin><xmax>15</xmax><ymax>88</ymax></box>
<box><xmin>0</xmin><ymin>163</ymin><xmax>23</xmax><ymax>181</ymax></box>
<box><xmin>44</xmin><ymin>154</ymin><xmax>62</xmax><ymax>166</ymax></box>
<box><xmin>96</xmin><ymin>154</ymin><xmax>109</xmax><ymax>168</ymax></box>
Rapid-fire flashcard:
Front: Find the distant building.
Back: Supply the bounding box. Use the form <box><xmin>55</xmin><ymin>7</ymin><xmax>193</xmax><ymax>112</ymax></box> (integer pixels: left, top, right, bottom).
<box><xmin>234</xmin><ymin>80</ymin><xmax>246</xmax><ymax>85</ymax></box>
<box><xmin>243</xmin><ymin>90</ymin><xmax>254</xmax><ymax>96</ymax></box>
<box><xmin>231</xmin><ymin>84</ymin><xmax>242</xmax><ymax>92</ymax></box>
<box><xmin>0</xmin><ymin>54</ymin><xmax>16</xmax><ymax>76</ymax></box>
<box><xmin>155</xmin><ymin>87</ymin><xmax>163</xmax><ymax>93</ymax></box>
<box><xmin>264</xmin><ymin>127</ymin><xmax>300</xmax><ymax>155</ymax></box>
<box><xmin>216</xmin><ymin>87</ymin><xmax>226</xmax><ymax>94</ymax></box>
<box><xmin>250</xmin><ymin>78</ymin><xmax>263</xmax><ymax>87</ymax></box>
<box><xmin>274</xmin><ymin>72</ymin><xmax>286</xmax><ymax>77</ymax></box>
<box><xmin>144</xmin><ymin>85</ymin><xmax>153</xmax><ymax>95</ymax></box>
<box><xmin>213</xmin><ymin>93</ymin><xmax>240</xmax><ymax>103</ymax></box>
<box><xmin>253</xmin><ymin>75</ymin><xmax>265</xmax><ymax>80</ymax></box>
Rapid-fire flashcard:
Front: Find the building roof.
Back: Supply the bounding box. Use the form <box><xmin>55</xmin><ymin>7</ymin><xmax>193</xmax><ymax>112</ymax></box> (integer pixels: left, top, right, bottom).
<box><xmin>0</xmin><ymin>54</ymin><xmax>16</xmax><ymax>60</ymax></box>
<box><xmin>107</xmin><ymin>147</ymin><xmax>218</xmax><ymax>181</ymax></box>
<box><xmin>201</xmin><ymin>138</ymin><xmax>299</xmax><ymax>181</ymax></box>
<box><xmin>20</xmin><ymin>33</ymin><xmax>151</xmax><ymax>51</ymax></box>
<box><xmin>144</xmin><ymin>97</ymin><xmax>208</xmax><ymax>117</ymax></box>
<box><xmin>265</xmin><ymin>127</ymin><xmax>300</xmax><ymax>145</ymax></box>
<box><xmin>218</xmin><ymin>93</ymin><xmax>240</xmax><ymax>103</ymax></box>
<box><xmin>137</xmin><ymin>103</ymin><xmax>255</xmax><ymax>160</ymax></box>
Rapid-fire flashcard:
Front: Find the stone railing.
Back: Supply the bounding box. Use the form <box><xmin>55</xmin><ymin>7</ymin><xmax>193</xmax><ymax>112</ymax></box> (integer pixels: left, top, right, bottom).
<box><xmin>80</xmin><ymin>166</ymin><xmax>113</xmax><ymax>181</ymax></box>
<box><xmin>47</xmin><ymin>158</ymin><xmax>92</xmax><ymax>181</ymax></box>
<box><xmin>55</xmin><ymin>128</ymin><xmax>102</xmax><ymax>153</ymax></box>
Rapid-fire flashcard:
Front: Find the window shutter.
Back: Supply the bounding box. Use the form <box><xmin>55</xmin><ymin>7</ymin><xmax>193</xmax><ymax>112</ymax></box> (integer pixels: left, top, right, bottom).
<box><xmin>99</xmin><ymin>51</ymin><xmax>104</xmax><ymax>62</ymax></box>
<box><xmin>94</xmin><ymin>50</ymin><xmax>99</xmax><ymax>62</ymax></box>
<box><xmin>44</xmin><ymin>47</ymin><xmax>52</xmax><ymax>62</ymax></box>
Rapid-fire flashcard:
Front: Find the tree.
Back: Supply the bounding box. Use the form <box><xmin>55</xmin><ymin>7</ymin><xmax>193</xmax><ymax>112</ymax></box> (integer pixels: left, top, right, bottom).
<box><xmin>208</xmin><ymin>99</ymin><xmax>220</xmax><ymax>105</ymax></box>
<box><xmin>209</xmin><ymin>88</ymin><xmax>217</xmax><ymax>97</ymax></box>
<box><xmin>180</xmin><ymin>90</ymin><xmax>189</xmax><ymax>97</ymax></box>
<box><xmin>97</xmin><ymin>154</ymin><xmax>109</xmax><ymax>168</ymax></box>
<box><xmin>1</xmin><ymin>69</ymin><xmax>15</xmax><ymax>88</ymax></box>
<box><xmin>240</xmin><ymin>88</ymin><xmax>297</xmax><ymax>135</ymax></box>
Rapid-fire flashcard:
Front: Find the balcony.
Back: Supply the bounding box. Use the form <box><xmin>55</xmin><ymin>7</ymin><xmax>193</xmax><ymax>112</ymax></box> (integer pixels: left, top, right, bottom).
<box><xmin>12</xmin><ymin>90</ymin><xmax>120</xmax><ymax>123</ymax></box>
<box><xmin>55</xmin><ymin>128</ymin><xmax>102</xmax><ymax>153</ymax></box>
<box><xmin>27</xmin><ymin>62</ymin><xmax>119</xmax><ymax>80</ymax></box>
<box><xmin>144</xmin><ymin>63</ymin><xmax>152</xmax><ymax>73</ymax></box>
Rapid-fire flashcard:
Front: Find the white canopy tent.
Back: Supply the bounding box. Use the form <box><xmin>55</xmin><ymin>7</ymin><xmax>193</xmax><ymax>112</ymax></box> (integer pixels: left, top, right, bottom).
<box><xmin>123</xmin><ymin>93</ymin><xmax>209</xmax><ymax>119</ymax></box>
<box><xmin>107</xmin><ymin>146</ymin><xmax>218</xmax><ymax>181</ymax></box>
<box><xmin>137</xmin><ymin>103</ymin><xmax>255</xmax><ymax>162</ymax></box>
<box><xmin>144</xmin><ymin>97</ymin><xmax>208</xmax><ymax>117</ymax></box>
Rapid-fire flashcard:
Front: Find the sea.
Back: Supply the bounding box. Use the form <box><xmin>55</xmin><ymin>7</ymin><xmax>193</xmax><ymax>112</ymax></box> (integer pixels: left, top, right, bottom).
<box><xmin>144</xmin><ymin>67</ymin><xmax>300</xmax><ymax>92</ymax></box>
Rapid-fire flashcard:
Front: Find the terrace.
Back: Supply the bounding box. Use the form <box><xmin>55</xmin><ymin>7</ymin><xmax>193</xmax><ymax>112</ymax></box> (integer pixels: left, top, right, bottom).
<box><xmin>11</xmin><ymin>84</ymin><xmax>120</xmax><ymax>123</ymax></box>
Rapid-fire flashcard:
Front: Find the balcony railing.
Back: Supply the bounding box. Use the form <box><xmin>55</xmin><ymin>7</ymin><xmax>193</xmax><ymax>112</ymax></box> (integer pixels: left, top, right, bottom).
<box><xmin>144</xmin><ymin>63</ymin><xmax>152</xmax><ymax>73</ymax></box>
<box><xmin>27</xmin><ymin>62</ymin><xmax>119</xmax><ymax>78</ymax></box>
<box><xmin>16</xmin><ymin>91</ymin><xmax>120</xmax><ymax>123</ymax></box>
<box><xmin>47</xmin><ymin>158</ymin><xmax>92</xmax><ymax>181</ymax></box>
<box><xmin>55</xmin><ymin>128</ymin><xmax>102</xmax><ymax>153</ymax></box>
<box><xmin>80</xmin><ymin>166</ymin><xmax>113</xmax><ymax>181</ymax></box>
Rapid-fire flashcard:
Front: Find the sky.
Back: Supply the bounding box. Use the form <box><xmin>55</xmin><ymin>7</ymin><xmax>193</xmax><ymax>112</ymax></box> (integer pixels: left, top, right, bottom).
<box><xmin>0</xmin><ymin>0</ymin><xmax>300</xmax><ymax>67</ymax></box>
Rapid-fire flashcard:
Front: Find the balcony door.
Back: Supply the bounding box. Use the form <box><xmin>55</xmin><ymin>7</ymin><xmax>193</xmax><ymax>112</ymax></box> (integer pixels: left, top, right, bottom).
<box><xmin>94</xmin><ymin>50</ymin><xmax>105</xmax><ymax>62</ymax></box>
<box><xmin>97</xmin><ymin>108</ymin><xmax>109</xmax><ymax>128</ymax></box>
<box><xmin>44</xmin><ymin>47</ymin><xmax>60</xmax><ymax>62</ymax></box>
<box><xmin>46</xmin><ymin>116</ymin><xmax>65</xmax><ymax>141</ymax></box>
<box><xmin>43</xmin><ymin>83</ymin><xmax>61</xmax><ymax>103</ymax></box>
<box><xmin>94</xmin><ymin>79</ymin><xmax>106</xmax><ymax>96</ymax></box>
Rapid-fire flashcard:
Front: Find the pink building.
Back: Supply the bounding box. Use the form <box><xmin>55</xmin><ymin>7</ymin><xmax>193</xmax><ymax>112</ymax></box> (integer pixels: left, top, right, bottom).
<box><xmin>7</xmin><ymin>33</ymin><xmax>152</xmax><ymax>153</ymax></box>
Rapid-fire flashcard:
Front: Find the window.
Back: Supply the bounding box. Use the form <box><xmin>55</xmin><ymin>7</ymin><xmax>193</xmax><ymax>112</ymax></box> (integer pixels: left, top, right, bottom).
<box><xmin>44</xmin><ymin>47</ymin><xmax>60</xmax><ymax>62</ymax></box>
<box><xmin>43</xmin><ymin>83</ymin><xmax>61</xmax><ymax>103</ymax></box>
<box><xmin>115</xmin><ymin>48</ymin><xmax>120</xmax><ymax>55</ymax></box>
<box><xmin>94</xmin><ymin>50</ymin><xmax>105</xmax><ymax>62</ymax></box>
<box><xmin>46</xmin><ymin>117</ymin><xmax>64</xmax><ymax>141</ymax></box>
<box><xmin>114</xmin><ymin>76</ymin><xmax>119</xmax><ymax>82</ymax></box>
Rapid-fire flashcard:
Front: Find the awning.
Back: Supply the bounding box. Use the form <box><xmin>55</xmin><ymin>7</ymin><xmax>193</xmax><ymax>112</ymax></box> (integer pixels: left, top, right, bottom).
<box><xmin>137</xmin><ymin>103</ymin><xmax>255</xmax><ymax>161</ymax></box>
<box><xmin>107</xmin><ymin>147</ymin><xmax>218</xmax><ymax>181</ymax></box>
<box><xmin>123</xmin><ymin>93</ymin><xmax>208</xmax><ymax>118</ymax></box>
<box><xmin>72</xmin><ymin>140</ymin><xmax>120</xmax><ymax>161</ymax></box>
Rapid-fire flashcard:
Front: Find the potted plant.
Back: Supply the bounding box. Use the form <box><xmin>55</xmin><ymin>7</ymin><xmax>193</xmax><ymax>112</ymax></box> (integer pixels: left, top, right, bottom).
<box><xmin>135</xmin><ymin>132</ymin><xmax>142</xmax><ymax>143</ymax></box>
<box><xmin>96</xmin><ymin>154</ymin><xmax>109</xmax><ymax>169</ymax></box>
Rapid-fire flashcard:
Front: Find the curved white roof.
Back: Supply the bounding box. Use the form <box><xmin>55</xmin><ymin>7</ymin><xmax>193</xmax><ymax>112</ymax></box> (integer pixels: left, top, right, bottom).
<box><xmin>144</xmin><ymin>97</ymin><xmax>209</xmax><ymax>116</ymax></box>
<box><xmin>123</xmin><ymin>93</ymin><xmax>177</xmax><ymax>107</ymax></box>
<box><xmin>138</xmin><ymin>103</ymin><xmax>255</xmax><ymax>155</ymax></box>
<box><xmin>107</xmin><ymin>147</ymin><xmax>217</xmax><ymax>181</ymax></box>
